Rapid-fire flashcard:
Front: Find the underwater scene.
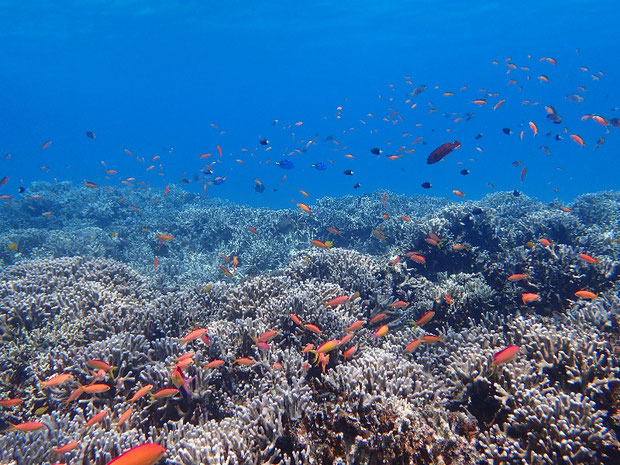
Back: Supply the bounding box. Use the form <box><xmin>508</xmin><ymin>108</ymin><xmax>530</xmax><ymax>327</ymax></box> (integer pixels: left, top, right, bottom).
<box><xmin>0</xmin><ymin>1</ymin><xmax>619</xmax><ymax>464</ymax></box>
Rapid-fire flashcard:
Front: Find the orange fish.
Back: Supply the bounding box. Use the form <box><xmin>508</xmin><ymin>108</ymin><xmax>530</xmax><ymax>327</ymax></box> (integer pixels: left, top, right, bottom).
<box><xmin>216</xmin><ymin>145</ymin><xmax>223</xmax><ymax>156</ymax></box>
<box><xmin>85</xmin><ymin>181</ymin><xmax>99</xmax><ymax>188</ymax></box>
<box><xmin>10</xmin><ymin>421</ymin><xmax>46</xmax><ymax>432</ymax></box>
<box><xmin>302</xmin><ymin>343</ymin><xmax>315</xmax><ymax>353</ymax></box>
<box><xmin>86</xmin><ymin>360</ymin><xmax>116</xmax><ymax>373</ymax></box>
<box><xmin>41</xmin><ymin>373</ymin><xmax>73</xmax><ymax>387</ymax></box>
<box><xmin>342</xmin><ymin>345</ymin><xmax>357</xmax><ymax>359</ymax></box>
<box><xmin>181</xmin><ymin>328</ymin><xmax>208</xmax><ymax>344</ymax></box>
<box><xmin>444</xmin><ymin>295</ymin><xmax>453</xmax><ymax>305</ymax></box>
<box><xmin>84</xmin><ymin>410</ymin><xmax>108</xmax><ymax>429</ymax></box>
<box><xmin>400</xmin><ymin>215</ymin><xmax>410</xmax><ymax>221</ymax></box>
<box><xmin>405</xmin><ymin>339</ymin><xmax>422</xmax><ymax>353</ymax></box>
<box><xmin>539</xmin><ymin>238</ymin><xmax>552</xmax><ymax>247</ymax></box>
<box><xmin>382</xmin><ymin>193</ymin><xmax>387</xmax><ymax>206</ymax></box>
<box><xmin>41</xmin><ymin>140</ymin><xmax>52</xmax><ymax>150</ymax></box>
<box><xmin>249</xmin><ymin>226</ymin><xmax>257</xmax><ymax>234</ymax></box>
<box><xmin>290</xmin><ymin>313</ymin><xmax>303</xmax><ymax>327</ymax></box>
<box><xmin>53</xmin><ymin>440</ymin><xmax>80</xmax><ymax>454</ymax></box>
<box><xmin>257</xmin><ymin>330</ymin><xmax>279</xmax><ymax>343</ymax></box>
<box><xmin>369</xmin><ymin>312</ymin><xmax>386</xmax><ymax>323</ymax></box>
<box><xmin>150</xmin><ymin>388</ymin><xmax>179</xmax><ymax>399</ymax></box>
<box><xmin>204</xmin><ymin>359</ymin><xmax>226</xmax><ymax>368</ymax></box>
<box><xmin>345</xmin><ymin>320</ymin><xmax>366</xmax><ymax>332</ymax></box>
<box><xmin>156</xmin><ymin>234</ymin><xmax>174</xmax><ymax>242</ymax></box>
<box><xmin>338</xmin><ymin>333</ymin><xmax>354</xmax><ymax>347</ymax></box>
<box><xmin>570</xmin><ymin>134</ymin><xmax>585</xmax><ymax>146</ymax></box>
<box><xmin>0</xmin><ymin>398</ymin><xmax>23</xmax><ymax>408</ymax></box>
<box><xmin>154</xmin><ymin>257</ymin><xmax>158</xmax><ymax>269</ymax></box>
<box><xmin>412</xmin><ymin>311</ymin><xmax>434</xmax><ymax>327</ymax></box>
<box><xmin>373</xmin><ymin>324</ymin><xmax>388</xmax><ymax>341</ymax></box>
<box><xmin>493</xmin><ymin>99</ymin><xmax>506</xmax><ymax>110</ymax></box>
<box><xmin>452</xmin><ymin>190</ymin><xmax>466</xmax><ymax>197</ymax></box>
<box><xmin>82</xmin><ymin>383</ymin><xmax>110</xmax><ymax>394</ymax></box>
<box><xmin>164</xmin><ymin>185</ymin><xmax>169</xmax><ymax>195</ymax></box>
<box><xmin>508</xmin><ymin>273</ymin><xmax>528</xmax><ymax>282</ymax></box>
<box><xmin>528</xmin><ymin>121</ymin><xmax>538</xmax><ymax>136</ymax></box>
<box><xmin>325</xmin><ymin>295</ymin><xmax>349</xmax><ymax>307</ymax></box>
<box><xmin>104</xmin><ymin>443</ymin><xmax>166</xmax><ymax>465</ymax></box>
<box><xmin>297</xmin><ymin>203</ymin><xmax>312</xmax><ymax>214</ymax></box>
<box><xmin>233</xmin><ymin>357</ymin><xmax>256</xmax><ymax>366</ymax></box>
<box><xmin>575</xmin><ymin>290</ymin><xmax>597</xmax><ymax>299</ymax></box>
<box><xmin>421</xmin><ymin>334</ymin><xmax>442</xmax><ymax>344</ymax></box>
<box><xmin>311</xmin><ymin>239</ymin><xmax>333</xmax><ymax>249</ymax></box>
<box><xmin>304</xmin><ymin>323</ymin><xmax>322</xmax><ymax>334</ymax></box>
<box><xmin>578</xmin><ymin>253</ymin><xmax>599</xmax><ymax>264</ymax></box>
<box><xmin>391</xmin><ymin>300</ymin><xmax>408</xmax><ymax>308</ymax></box>
<box><xmin>117</xmin><ymin>407</ymin><xmax>134</xmax><ymax>429</ymax></box>
<box><xmin>220</xmin><ymin>265</ymin><xmax>233</xmax><ymax>277</ymax></box>
<box><xmin>521</xmin><ymin>293</ymin><xmax>540</xmax><ymax>304</ymax></box>
<box><xmin>408</xmin><ymin>254</ymin><xmax>426</xmax><ymax>264</ymax></box>
<box><xmin>128</xmin><ymin>384</ymin><xmax>154</xmax><ymax>403</ymax></box>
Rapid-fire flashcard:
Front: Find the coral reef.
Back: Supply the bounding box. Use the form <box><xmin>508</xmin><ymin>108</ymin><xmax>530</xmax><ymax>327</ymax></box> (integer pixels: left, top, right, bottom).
<box><xmin>1</xmin><ymin>188</ymin><xmax>619</xmax><ymax>464</ymax></box>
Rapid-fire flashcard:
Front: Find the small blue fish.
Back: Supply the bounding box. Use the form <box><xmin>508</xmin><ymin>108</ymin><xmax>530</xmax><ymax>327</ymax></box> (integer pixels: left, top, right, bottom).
<box><xmin>312</xmin><ymin>162</ymin><xmax>327</xmax><ymax>171</ymax></box>
<box><xmin>276</xmin><ymin>160</ymin><xmax>295</xmax><ymax>170</ymax></box>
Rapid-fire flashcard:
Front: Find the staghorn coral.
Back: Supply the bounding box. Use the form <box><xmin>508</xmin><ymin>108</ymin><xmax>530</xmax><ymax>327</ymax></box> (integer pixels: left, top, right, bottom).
<box><xmin>1</xmin><ymin>187</ymin><xmax>620</xmax><ymax>464</ymax></box>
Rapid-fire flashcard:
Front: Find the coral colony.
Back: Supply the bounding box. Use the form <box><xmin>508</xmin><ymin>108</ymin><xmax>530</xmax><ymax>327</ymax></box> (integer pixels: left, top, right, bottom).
<box><xmin>0</xmin><ymin>185</ymin><xmax>619</xmax><ymax>464</ymax></box>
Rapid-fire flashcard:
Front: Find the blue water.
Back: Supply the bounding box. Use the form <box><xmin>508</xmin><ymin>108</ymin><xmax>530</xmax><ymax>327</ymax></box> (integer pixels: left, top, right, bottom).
<box><xmin>1</xmin><ymin>1</ymin><xmax>618</xmax><ymax>208</ymax></box>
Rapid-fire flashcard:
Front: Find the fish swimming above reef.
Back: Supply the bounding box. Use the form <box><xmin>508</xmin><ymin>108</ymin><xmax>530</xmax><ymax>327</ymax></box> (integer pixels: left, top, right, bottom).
<box><xmin>276</xmin><ymin>160</ymin><xmax>295</xmax><ymax>170</ymax></box>
<box><xmin>427</xmin><ymin>141</ymin><xmax>461</xmax><ymax>164</ymax></box>
<box><xmin>312</xmin><ymin>162</ymin><xmax>328</xmax><ymax>171</ymax></box>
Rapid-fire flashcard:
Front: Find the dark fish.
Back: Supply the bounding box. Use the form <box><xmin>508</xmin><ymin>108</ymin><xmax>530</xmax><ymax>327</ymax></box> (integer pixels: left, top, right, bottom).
<box><xmin>85</xmin><ymin>131</ymin><xmax>96</xmax><ymax>139</ymax></box>
<box><xmin>202</xmin><ymin>166</ymin><xmax>213</xmax><ymax>175</ymax></box>
<box><xmin>475</xmin><ymin>133</ymin><xmax>484</xmax><ymax>140</ymax></box>
<box><xmin>343</xmin><ymin>169</ymin><xmax>354</xmax><ymax>176</ymax></box>
<box><xmin>594</xmin><ymin>137</ymin><xmax>605</xmax><ymax>150</ymax></box>
<box><xmin>427</xmin><ymin>141</ymin><xmax>461</xmax><ymax>164</ymax></box>
<box><xmin>370</xmin><ymin>148</ymin><xmax>382</xmax><ymax>155</ymax></box>
<box><xmin>412</xmin><ymin>85</ymin><xmax>426</xmax><ymax>95</ymax></box>
<box><xmin>312</xmin><ymin>162</ymin><xmax>327</xmax><ymax>171</ymax></box>
<box><xmin>421</xmin><ymin>182</ymin><xmax>432</xmax><ymax>189</ymax></box>
<box><xmin>503</xmin><ymin>128</ymin><xmax>512</xmax><ymax>135</ymax></box>
<box><xmin>565</xmin><ymin>94</ymin><xmax>584</xmax><ymax>103</ymax></box>
<box><xmin>546</xmin><ymin>113</ymin><xmax>563</xmax><ymax>124</ymax></box>
<box><xmin>276</xmin><ymin>159</ymin><xmax>295</xmax><ymax>170</ymax></box>
<box><xmin>179</xmin><ymin>178</ymin><xmax>191</xmax><ymax>184</ymax></box>
<box><xmin>610</xmin><ymin>117</ymin><xmax>620</xmax><ymax>128</ymax></box>
<box><xmin>275</xmin><ymin>214</ymin><xmax>295</xmax><ymax>233</ymax></box>
<box><xmin>18</xmin><ymin>186</ymin><xmax>25</xmax><ymax>193</ymax></box>
<box><xmin>353</xmin><ymin>183</ymin><xmax>362</xmax><ymax>189</ymax></box>
<box><xmin>0</xmin><ymin>176</ymin><xmax>8</xmax><ymax>186</ymax></box>
<box><xmin>539</xmin><ymin>146</ymin><xmax>551</xmax><ymax>155</ymax></box>
<box><xmin>460</xmin><ymin>169</ymin><xmax>470</xmax><ymax>176</ymax></box>
<box><xmin>253</xmin><ymin>180</ymin><xmax>265</xmax><ymax>193</ymax></box>
<box><xmin>324</xmin><ymin>135</ymin><xmax>335</xmax><ymax>141</ymax></box>
<box><xmin>555</xmin><ymin>134</ymin><xmax>563</xmax><ymax>141</ymax></box>
<box><xmin>272</xmin><ymin>119</ymin><xmax>279</xmax><ymax>125</ymax></box>
<box><xmin>464</xmin><ymin>113</ymin><xmax>475</xmax><ymax>121</ymax></box>
<box><xmin>212</xmin><ymin>177</ymin><xmax>226</xmax><ymax>185</ymax></box>
<box><xmin>472</xmin><ymin>207</ymin><xmax>483</xmax><ymax>215</ymax></box>
<box><xmin>259</xmin><ymin>138</ymin><xmax>269</xmax><ymax>146</ymax></box>
<box><xmin>512</xmin><ymin>190</ymin><xmax>521</xmax><ymax>197</ymax></box>
<box><xmin>512</xmin><ymin>161</ymin><xmax>523</xmax><ymax>167</ymax></box>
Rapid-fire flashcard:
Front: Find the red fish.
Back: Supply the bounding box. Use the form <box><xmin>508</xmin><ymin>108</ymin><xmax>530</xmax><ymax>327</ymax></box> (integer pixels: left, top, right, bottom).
<box><xmin>427</xmin><ymin>141</ymin><xmax>461</xmax><ymax>164</ymax></box>
<box><xmin>492</xmin><ymin>345</ymin><xmax>520</xmax><ymax>366</ymax></box>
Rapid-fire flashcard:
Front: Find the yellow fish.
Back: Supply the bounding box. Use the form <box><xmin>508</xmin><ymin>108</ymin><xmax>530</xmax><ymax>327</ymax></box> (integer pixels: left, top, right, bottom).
<box><xmin>7</xmin><ymin>242</ymin><xmax>18</xmax><ymax>251</ymax></box>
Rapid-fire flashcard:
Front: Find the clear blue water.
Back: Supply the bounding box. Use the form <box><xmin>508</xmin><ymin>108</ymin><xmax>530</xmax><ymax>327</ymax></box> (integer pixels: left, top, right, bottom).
<box><xmin>1</xmin><ymin>0</ymin><xmax>618</xmax><ymax>208</ymax></box>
